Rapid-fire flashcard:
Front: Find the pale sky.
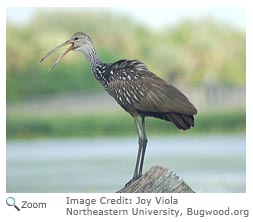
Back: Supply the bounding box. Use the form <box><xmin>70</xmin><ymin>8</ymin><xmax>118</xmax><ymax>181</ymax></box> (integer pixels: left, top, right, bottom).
<box><xmin>6</xmin><ymin>7</ymin><xmax>245</xmax><ymax>30</ymax></box>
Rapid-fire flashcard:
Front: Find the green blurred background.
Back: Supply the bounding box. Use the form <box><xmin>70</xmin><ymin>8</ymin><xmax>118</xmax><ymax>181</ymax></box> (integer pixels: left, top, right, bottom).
<box><xmin>6</xmin><ymin>8</ymin><xmax>245</xmax><ymax>138</ymax></box>
<box><xmin>6</xmin><ymin>7</ymin><xmax>246</xmax><ymax>192</ymax></box>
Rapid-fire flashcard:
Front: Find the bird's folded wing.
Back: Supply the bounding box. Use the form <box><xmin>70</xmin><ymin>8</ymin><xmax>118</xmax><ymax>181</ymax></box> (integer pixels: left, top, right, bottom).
<box><xmin>107</xmin><ymin>60</ymin><xmax>197</xmax><ymax>115</ymax></box>
<box><xmin>135</xmin><ymin>79</ymin><xmax>197</xmax><ymax>115</ymax></box>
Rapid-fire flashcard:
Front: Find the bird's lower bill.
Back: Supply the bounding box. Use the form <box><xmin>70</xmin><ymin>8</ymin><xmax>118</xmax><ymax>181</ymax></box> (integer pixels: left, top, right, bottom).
<box><xmin>40</xmin><ymin>40</ymin><xmax>75</xmax><ymax>71</ymax></box>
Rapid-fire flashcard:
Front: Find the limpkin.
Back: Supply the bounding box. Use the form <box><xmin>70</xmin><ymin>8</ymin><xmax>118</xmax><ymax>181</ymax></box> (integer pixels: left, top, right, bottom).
<box><xmin>40</xmin><ymin>32</ymin><xmax>197</xmax><ymax>185</ymax></box>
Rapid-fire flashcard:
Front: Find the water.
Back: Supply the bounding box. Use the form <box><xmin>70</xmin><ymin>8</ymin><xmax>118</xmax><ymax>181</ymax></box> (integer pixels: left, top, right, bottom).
<box><xmin>6</xmin><ymin>135</ymin><xmax>245</xmax><ymax>193</ymax></box>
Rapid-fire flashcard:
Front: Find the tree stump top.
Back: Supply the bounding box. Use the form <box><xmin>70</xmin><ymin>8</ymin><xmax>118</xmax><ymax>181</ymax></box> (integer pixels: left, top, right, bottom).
<box><xmin>117</xmin><ymin>166</ymin><xmax>195</xmax><ymax>193</ymax></box>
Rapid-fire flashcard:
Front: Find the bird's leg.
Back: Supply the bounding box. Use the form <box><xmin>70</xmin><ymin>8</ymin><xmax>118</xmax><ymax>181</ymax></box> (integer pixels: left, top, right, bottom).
<box><xmin>133</xmin><ymin>117</ymin><xmax>143</xmax><ymax>179</ymax></box>
<box><xmin>138</xmin><ymin>116</ymin><xmax>148</xmax><ymax>176</ymax></box>
<box><xmin>124</xmin><ymin>117</ymin><xmax>143</xmax><ymax>187</ymax></box>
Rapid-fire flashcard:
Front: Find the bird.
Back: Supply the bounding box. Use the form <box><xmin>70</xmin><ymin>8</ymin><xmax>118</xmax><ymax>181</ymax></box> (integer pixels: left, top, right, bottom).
<box><xmin>40</xmin><ymin>32</ymin><xmax>197</xmax><ymax>186</ymax></box>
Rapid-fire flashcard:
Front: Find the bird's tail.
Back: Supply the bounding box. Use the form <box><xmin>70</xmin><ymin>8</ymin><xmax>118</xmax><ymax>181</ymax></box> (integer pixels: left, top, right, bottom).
<box><xmin>139</xmin><ymin>111</ymin><xmax>195</xmax><ymax>130</ymax></box>
<box><xmin>165</xmin><ymin>113</ymin><xmax>194</xmax><ymax>130</ymax></box>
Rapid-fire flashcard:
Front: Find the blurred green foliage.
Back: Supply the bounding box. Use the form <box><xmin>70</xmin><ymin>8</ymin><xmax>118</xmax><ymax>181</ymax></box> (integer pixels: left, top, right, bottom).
<box><xmin>7</xmin><ymin>9</ymin><xmax>245</xmax><ymax>102</ymax></box>
<box><xmin>7</xmin><ymin>111</ymin><xmax>245</xmax><ymax>139</ymax></box>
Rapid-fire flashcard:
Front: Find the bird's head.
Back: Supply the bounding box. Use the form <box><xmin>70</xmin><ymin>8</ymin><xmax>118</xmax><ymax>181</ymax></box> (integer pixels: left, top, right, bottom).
<box><xmin>40</xmin><ymin>32</ymin><xmax>92</xmax><ymax>71</ymax></box>
<box><xmin>70</xmin><ymin>32</ymin><xmax>93</xmax><ymax>52</ymax></box>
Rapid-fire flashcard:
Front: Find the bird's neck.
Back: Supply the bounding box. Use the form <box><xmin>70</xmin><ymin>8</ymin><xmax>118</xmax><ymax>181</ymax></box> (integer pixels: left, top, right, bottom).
<box><xmin>83</xmin><ymin>46</ymin><xmax>105</xmax><ymax>72</ymax></box>
<box><xmin>82</xmin><ymin>45</ymin><xmax>109</xmax><ymax>85</ymax></box>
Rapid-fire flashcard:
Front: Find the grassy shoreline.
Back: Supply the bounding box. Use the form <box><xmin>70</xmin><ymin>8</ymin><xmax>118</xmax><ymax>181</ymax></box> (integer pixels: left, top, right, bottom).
<box><xmin>7</xmin><ymin>111</ymin><xmax>245</xmax><ymax>139</ymax></box>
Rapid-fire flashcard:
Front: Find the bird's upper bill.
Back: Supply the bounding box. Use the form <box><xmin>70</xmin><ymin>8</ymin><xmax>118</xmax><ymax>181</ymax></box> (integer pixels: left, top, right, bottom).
<box><xmin>40</xmin><ymin>39</ymin><xmax>76</xmax><ymax>71</ymax></box>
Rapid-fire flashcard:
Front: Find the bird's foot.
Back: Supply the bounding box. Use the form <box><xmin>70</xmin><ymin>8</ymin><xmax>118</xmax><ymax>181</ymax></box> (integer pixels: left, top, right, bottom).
<box><xmin>124</xmin><ymin>175</ymin><xmax>142</xmax><ymax>188</ymax></box>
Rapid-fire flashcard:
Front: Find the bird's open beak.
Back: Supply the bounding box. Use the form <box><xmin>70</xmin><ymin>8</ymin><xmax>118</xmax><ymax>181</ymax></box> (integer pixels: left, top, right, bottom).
<box><xmin>40</xmin><ymin>39</ymin><xmax>75</xmax><ymax>71</ymax></box>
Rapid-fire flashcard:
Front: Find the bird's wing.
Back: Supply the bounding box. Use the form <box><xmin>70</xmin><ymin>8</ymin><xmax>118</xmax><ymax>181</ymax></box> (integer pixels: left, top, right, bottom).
<box><xmin>136</xmin><ymin>74</ymin><xmax>197</xmax><ymax>115</ymax></box>
<box><xmin>107</xmin><ymin>60</ymin><xmax>197</xmax><ymax>115</ymax></box>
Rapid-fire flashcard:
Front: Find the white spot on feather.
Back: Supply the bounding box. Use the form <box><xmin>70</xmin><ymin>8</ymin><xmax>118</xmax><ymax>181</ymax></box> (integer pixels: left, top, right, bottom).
<box><xmin>126</xmin><ymin>96</ymin><xmax>131</xmax><ymax>104</ymax></box>
<box><xmin>133</xmin><ymin>93</ymin><xmax>139</xmax><ymax>101</ymax></box>
<box><xmin>126</xmin><ymin>90</ymin><xmax>131</xmax><ymax>97</ymax></box>
<box><xmin>139</xmin><ymin>91</ymin><xmax>144</xmax><ymax>96</ymax></box>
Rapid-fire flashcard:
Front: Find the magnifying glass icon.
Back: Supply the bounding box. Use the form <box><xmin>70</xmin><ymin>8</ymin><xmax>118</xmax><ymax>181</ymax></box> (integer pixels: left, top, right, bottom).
<box><xmin>6</xmin><ymin>197</ymin><xmax>20</xmax><ymax>211</ymax></box>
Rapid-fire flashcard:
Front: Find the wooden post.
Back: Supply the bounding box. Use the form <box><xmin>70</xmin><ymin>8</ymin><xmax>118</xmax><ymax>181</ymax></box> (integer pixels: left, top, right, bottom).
<box><xmin>117</xmin><ymin>165</ymin><xmax>195</xmax><ymax>193</ymax></box>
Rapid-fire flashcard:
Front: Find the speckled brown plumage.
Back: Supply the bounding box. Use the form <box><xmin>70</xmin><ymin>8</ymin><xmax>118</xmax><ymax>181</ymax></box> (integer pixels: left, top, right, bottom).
<box><xmin>41</xmin><ymin>32</ymin><xmax>198</xmax><ymax>185</ymax></box>
<box><xmin>104</xmin><ymin>59</ymin><xmax>197</xmax><ymax>130</ymax></box>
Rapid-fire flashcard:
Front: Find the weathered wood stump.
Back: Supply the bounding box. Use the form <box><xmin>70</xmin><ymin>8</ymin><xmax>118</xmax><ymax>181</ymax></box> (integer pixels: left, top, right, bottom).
<box><xmin>117</xmin><ymin>166</ymin><xmax>195</xmax><ymax>193</ymax></box>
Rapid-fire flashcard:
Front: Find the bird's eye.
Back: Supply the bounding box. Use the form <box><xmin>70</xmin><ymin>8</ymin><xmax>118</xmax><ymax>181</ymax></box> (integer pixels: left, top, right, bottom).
<box><xmin>74</xmin><ymin>37</ymin><xmax>79</xmax><ymax>40</ymax></box>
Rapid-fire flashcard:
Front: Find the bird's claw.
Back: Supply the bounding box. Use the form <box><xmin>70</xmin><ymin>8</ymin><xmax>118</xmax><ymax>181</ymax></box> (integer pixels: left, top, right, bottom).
<box><xmin>124</xmin><ymin>175</ymin><xmax>142</xmax><ymax>188</ymax></box>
